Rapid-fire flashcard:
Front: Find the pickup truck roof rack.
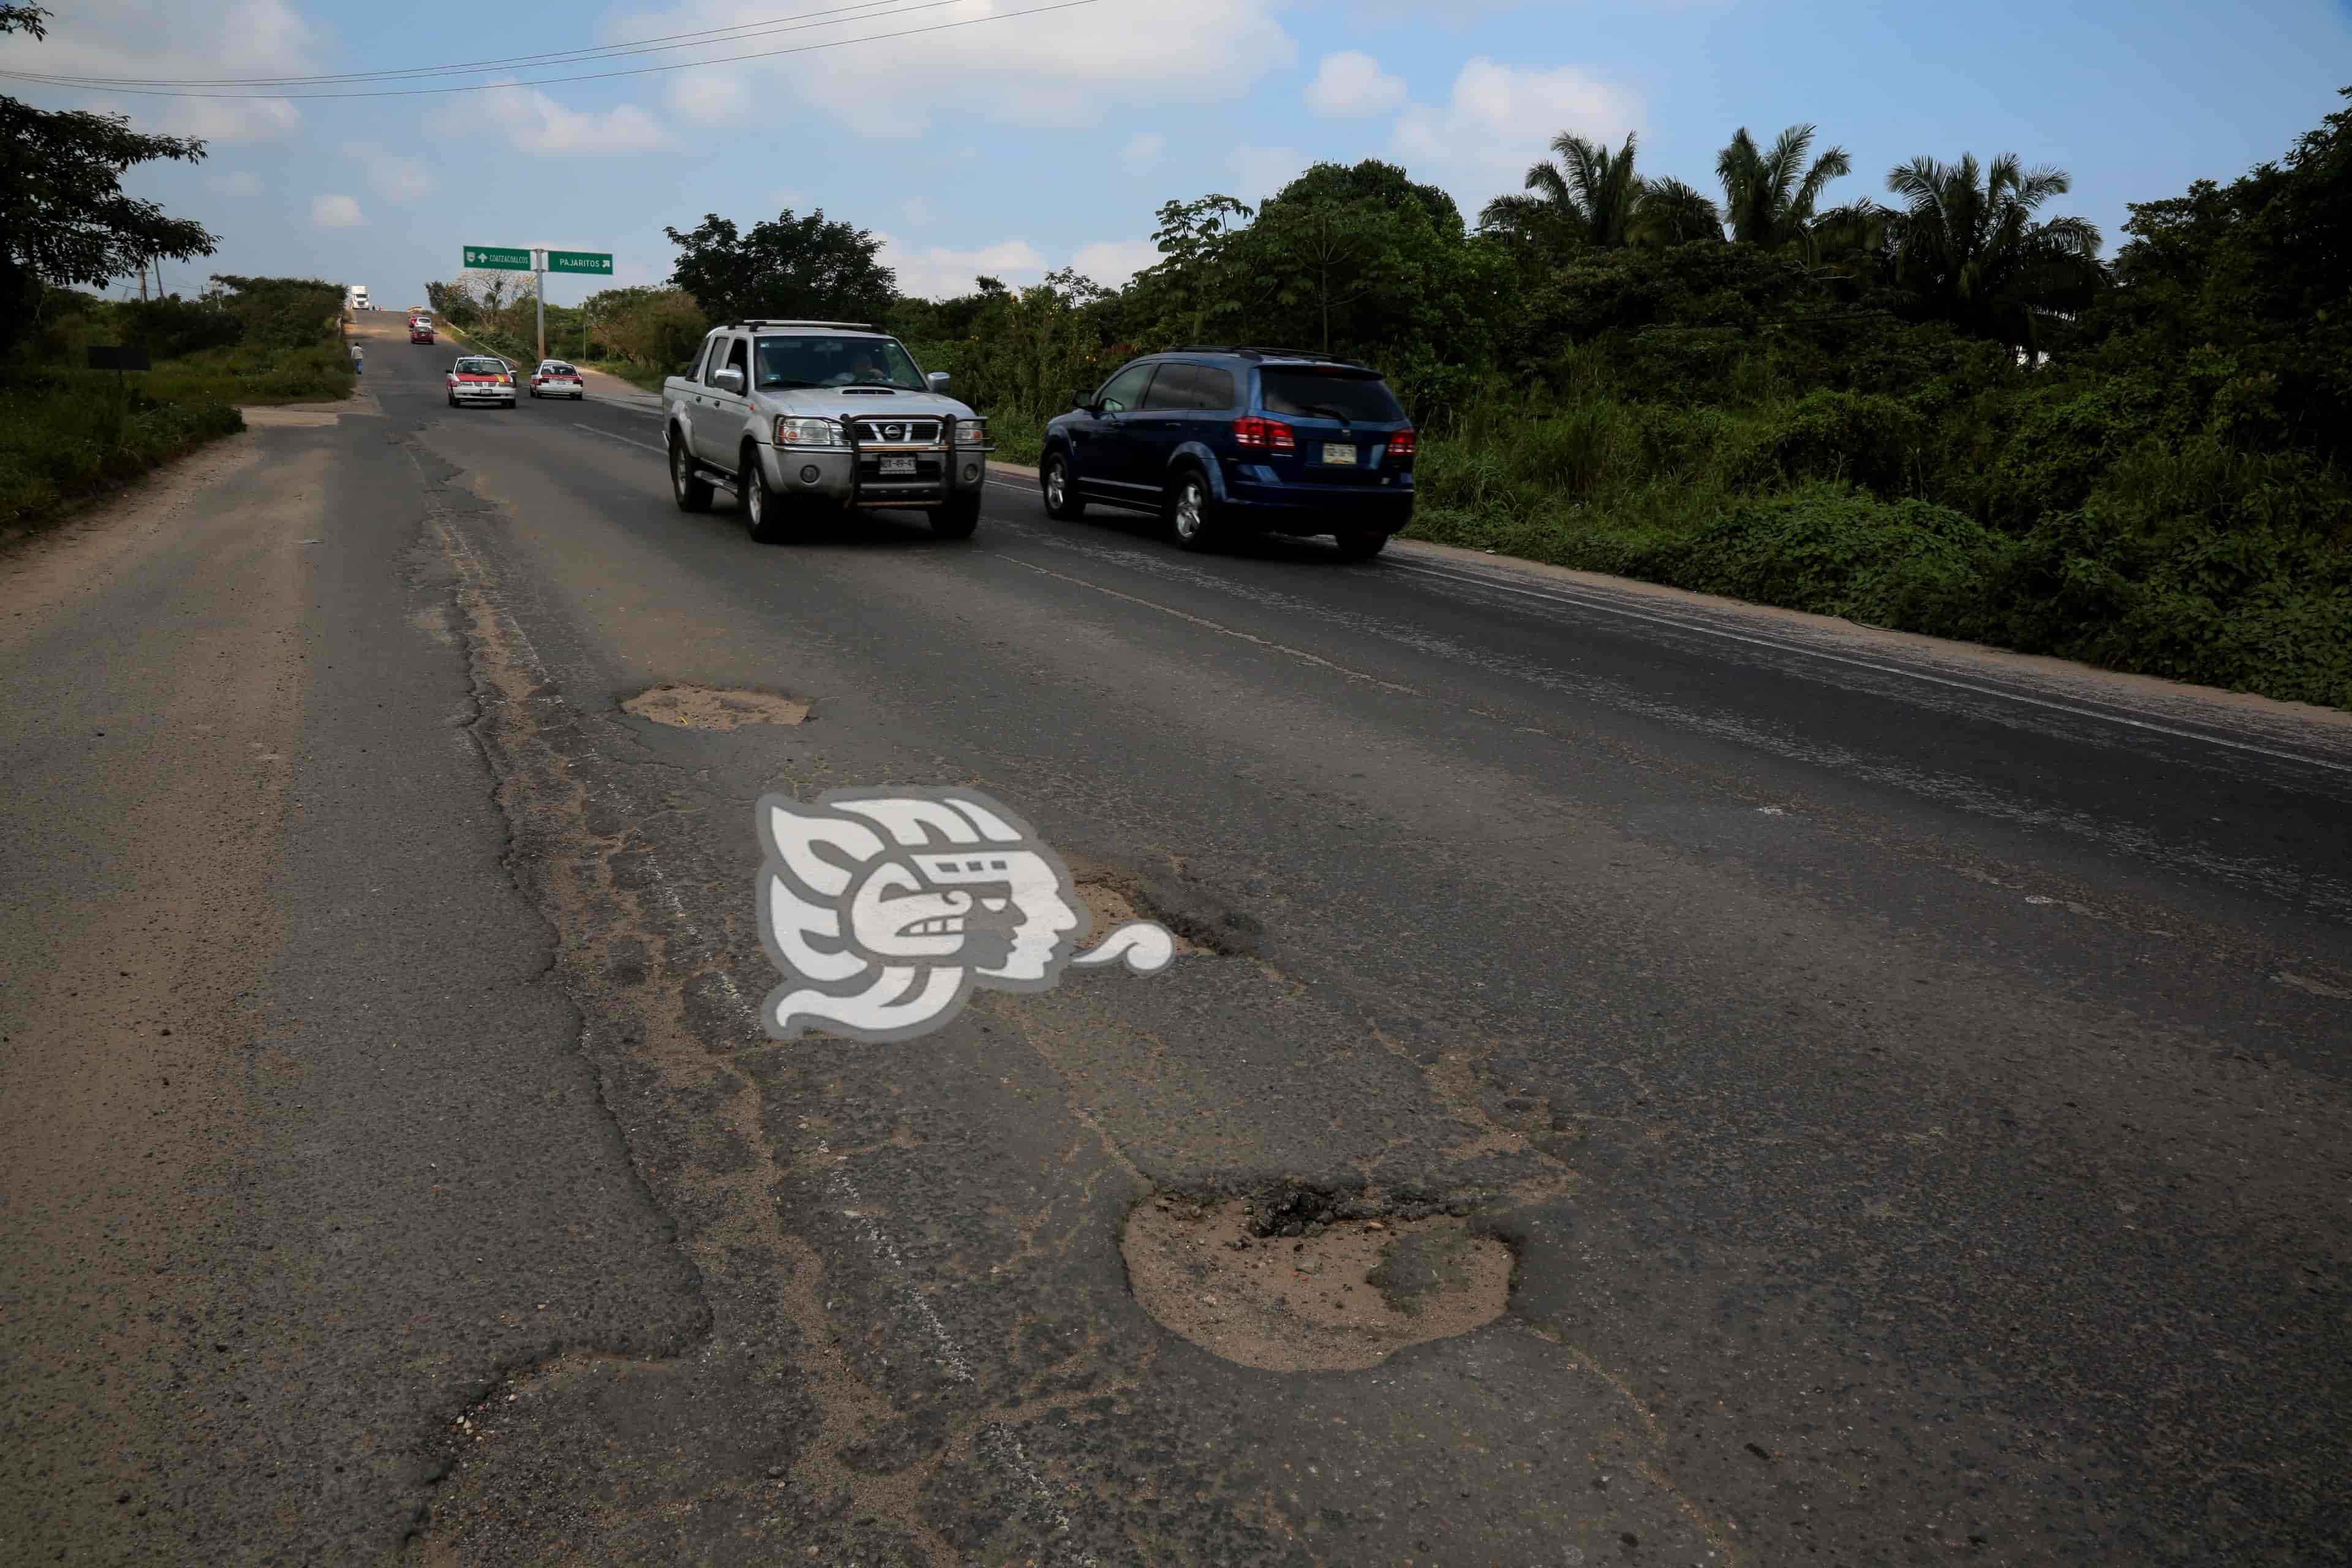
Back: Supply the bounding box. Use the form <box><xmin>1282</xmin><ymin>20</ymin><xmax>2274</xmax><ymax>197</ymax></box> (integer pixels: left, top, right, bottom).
<box><xmin>725</xmin><ymin>319</ymin><xmax>883</xmax><ymax>333</ymax></box>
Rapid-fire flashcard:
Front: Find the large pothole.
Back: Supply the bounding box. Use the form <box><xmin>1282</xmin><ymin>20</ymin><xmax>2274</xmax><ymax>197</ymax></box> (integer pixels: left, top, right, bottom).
<box><xmin>622</xmin><ymin>685</ymin><xmax>809</xmax><ymax>729</ymax></box>
<box><xmin>1124</xmin><ymin>1196</ymin><xmax>1512</xmax><ymax>1371</ymax></box>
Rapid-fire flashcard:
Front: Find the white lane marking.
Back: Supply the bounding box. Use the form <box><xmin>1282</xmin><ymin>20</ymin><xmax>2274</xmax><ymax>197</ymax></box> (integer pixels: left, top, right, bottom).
<box><xmin>979</xmin><ymin>473</ymin><xmax>2348</xmax><ymax>777</ymax></box>
<box><xmin>422</xmin><ymin>478</ymin><xmax>1095</xmax><ymax>1567</ymax></box>
<box><xmin>974</xmin><ymin>521</ymin><xmax>2352</xmax><ymax>911</ymax></box>
<box><xmin>1384</xmin><ymin>559</ymin><xmax>2352</xmax><ymax>777</ymax></box>
<box><xmin>574</xmin><ymin>423</ymin><xmax>666</xmax><ymax>454</ymax></box>
<box><xmin>998</xmin><ymin>556</ymin><xmax>1418</xmax><ymax>697</ymax></box>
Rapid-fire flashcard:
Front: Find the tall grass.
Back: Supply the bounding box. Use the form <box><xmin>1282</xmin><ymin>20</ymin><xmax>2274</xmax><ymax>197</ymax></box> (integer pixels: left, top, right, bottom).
<box><xmin>1400</xmin><ymin>375</ymin><xmax>2352</xmax><ymax>710</ymax></box>
<box><xmin>1</xmin><ymin>284</ymin><xmax>353</xmax><ymax>529</ymax></box>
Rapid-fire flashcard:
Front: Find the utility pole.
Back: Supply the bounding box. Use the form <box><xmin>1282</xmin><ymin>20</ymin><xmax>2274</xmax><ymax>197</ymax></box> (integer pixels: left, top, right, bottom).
<box><xmin>533</xmin><ymin>247</ymin><xmax>546</xmax><ymax>364</ymax></box>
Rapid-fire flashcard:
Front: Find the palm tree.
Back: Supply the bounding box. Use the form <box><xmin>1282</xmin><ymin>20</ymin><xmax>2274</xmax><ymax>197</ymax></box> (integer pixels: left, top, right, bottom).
<box><xmin>1882</xmin><ymin>152</ymin><xmax>2104</xmax><ymax>349</ymax></box>
<box><xmin>1632</xmin><ymin>177</ymin><xmax>1723</xmax><ymax>246</ymax></box>
<box><xmin>1716</xmin><ymin>124</ymin><xmax>1853</xmax><ymax>249</ymax></box>
<box><xmin>1482</xmin><ymin>130</ymin><xmax>1646</xmax><ymax>250</ymax></box>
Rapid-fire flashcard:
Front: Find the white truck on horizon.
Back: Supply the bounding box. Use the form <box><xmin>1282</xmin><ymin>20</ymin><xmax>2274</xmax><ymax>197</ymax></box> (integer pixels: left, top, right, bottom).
<box><xmin>346</xmin><ymin>284</ymin><xmax>371</xmax><ymax>313</ymax></box>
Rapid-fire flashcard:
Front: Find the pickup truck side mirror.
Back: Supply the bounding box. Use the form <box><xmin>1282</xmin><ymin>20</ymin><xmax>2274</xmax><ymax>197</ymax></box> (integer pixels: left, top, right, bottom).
<box><xmin>926</xmin><ymin>370</ymin><xmax>951</xmax><ymax>392</ymax></box>
<box><xmin>712</xmin><ymin>365</ymin><xmax>745</xmax><ymax>395</ymax></box>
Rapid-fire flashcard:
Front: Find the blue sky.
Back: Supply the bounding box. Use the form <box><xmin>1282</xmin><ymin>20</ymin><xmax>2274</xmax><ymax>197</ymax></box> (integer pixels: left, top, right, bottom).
<box><xmin>4</xmin><ymin>0</ymin><xmax>2346</xmax><ymax>311</ymax></box>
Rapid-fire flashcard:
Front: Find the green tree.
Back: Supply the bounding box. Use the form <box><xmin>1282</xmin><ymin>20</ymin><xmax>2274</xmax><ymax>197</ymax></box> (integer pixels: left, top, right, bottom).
<box><xmin>1715</xmin><ymin>124</ymin><xmax>1853</xmax><ymax>249</ymax></box>
<box><xmin>663</xmin><ymin>207</ymin><xmax>895</xmax><ymax>324</ymax></box>
<box><xmin>1484</xmin><ymin>130</ymin><xmax>1646</xmax><ymax>251</ymax></box>
<box><xmin>1882</xmin><ymin>152</ymin><xmax>2103</xmax><ymax>350</ymax></box>
<box><xmin>1232</xmin><ymin>160</ymin><xmax>1495</xmax><ymax>362</ymax></box>
<box><xmin>1632</xmin><ymin>177</ymin><xmax>1724</xmax><ymax>247</ymax></box>
<box><xmin>0</xmin><ymin>3</ymin><xmax>217</xmax><ymax>355</ymax></box>
<box><xmin>1129</xmin><ymin>193</ymin><xmax>1253</xmax><ymax>343</ymax></box>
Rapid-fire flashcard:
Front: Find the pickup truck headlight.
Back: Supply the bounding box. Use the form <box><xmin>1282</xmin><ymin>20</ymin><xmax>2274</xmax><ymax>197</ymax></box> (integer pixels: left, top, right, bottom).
<box><xmin>775</xmin><ymin>416</ymin><xmax>842</xmax><ymax>446</ymax></box>
<box><xmin>952</xmin><ymin>418</ymin><xmax>987</xmax><ymax>445</ymax></box>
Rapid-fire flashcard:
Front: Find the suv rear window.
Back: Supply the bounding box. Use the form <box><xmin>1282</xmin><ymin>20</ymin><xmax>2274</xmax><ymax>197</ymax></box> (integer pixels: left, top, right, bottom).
<box><xmin>1258</xmin><ymin>368</ymin><xmax>1405</xmax><ymax>424</ymax></box>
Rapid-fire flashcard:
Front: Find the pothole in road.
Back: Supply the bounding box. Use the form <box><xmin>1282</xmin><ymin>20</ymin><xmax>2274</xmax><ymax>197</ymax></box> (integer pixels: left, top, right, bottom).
<box><xmin>622</xmin><ymin>685</ymin><xmax>810</xmax><ymax>730</ymax></box>
<box><xmin>1074</xmin><ymin>878</ymin><xmax>1208</xmax><ymax>956</ymax></box>
<box><xmin>1123</xmin><ymin>1196</ymin><xmax>1512</xmax><ymax>1371</ymax></box>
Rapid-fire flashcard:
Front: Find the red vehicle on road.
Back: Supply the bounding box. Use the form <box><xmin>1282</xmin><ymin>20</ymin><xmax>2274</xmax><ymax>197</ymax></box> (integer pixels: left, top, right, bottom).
<box><xmin>409</xmin><ymin>315</ymin><xmax>435</xmax><ymax>344</ymax></box>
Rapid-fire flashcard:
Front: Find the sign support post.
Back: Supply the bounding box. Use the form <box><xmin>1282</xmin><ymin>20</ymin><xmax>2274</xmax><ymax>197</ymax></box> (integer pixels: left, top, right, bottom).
<box><xmin>534</xmin><ymin>249</ymin><xmax>547</xmax><ymax>364</ymax></box>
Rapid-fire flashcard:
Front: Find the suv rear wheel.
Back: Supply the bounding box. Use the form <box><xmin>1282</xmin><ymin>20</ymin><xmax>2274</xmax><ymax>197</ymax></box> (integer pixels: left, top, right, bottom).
<box><xmin>669</xmin><ymin>433</ymin><xmax>714</xmax><ymax>513</ymax></box>
<box><xmin>1041</xmin><ymin>450</ymin><xmax>1085</xmax><ymax>521</ymax></box>
<box><xmin>1166</xmin><ymin>469</ymin><xmax>1221</xmax><ymax>553</ymax></box>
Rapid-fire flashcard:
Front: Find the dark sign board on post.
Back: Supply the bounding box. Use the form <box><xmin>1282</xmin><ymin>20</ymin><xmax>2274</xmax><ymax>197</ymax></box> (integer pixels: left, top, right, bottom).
<box><xmin>86</xmin><ymin>345</ymin><xmax>152</xmax><ymax>371</ymax></box>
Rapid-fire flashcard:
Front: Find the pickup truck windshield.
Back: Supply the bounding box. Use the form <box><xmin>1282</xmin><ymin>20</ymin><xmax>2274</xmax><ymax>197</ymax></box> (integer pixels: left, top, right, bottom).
<box><xmin>756</xmin><ymin>335</ymin><xmax>925</xmax><ymax>391</ymax></box>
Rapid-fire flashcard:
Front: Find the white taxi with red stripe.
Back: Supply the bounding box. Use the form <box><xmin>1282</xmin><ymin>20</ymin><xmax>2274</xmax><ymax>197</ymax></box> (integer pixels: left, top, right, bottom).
<box><xmin>445</xmin><ymin>356</ymin><xmax>515</xmax><ymax>409</ymax></box>
<box><xmin>529</xmin><ymin>360</ymin><xmax>585</xmax><ymax>400</ymax></box>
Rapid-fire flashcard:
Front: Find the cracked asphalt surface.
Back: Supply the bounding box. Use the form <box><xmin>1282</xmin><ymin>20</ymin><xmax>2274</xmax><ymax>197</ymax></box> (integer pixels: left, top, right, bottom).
<box><xmin>3</xmin><ymin>312</ymin><xmax>2350</xmax><ymax>1566</ymax></box>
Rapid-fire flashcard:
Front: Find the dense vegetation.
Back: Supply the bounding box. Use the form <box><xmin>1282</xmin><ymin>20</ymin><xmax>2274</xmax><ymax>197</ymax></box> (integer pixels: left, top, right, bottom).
<box><xmin>1</xmin><ymin>276</ymin><xmax>355</xmax><ymax>526</ymax></box>
<box><xmin>2</xmin><ymin>6</ymin><xmax>358</xmax><ymax>527</ymax></box>
<box><xmin>425</xmin><ymin>92</ymin><xmax>2352</xmax><ymax>710</ymax></box>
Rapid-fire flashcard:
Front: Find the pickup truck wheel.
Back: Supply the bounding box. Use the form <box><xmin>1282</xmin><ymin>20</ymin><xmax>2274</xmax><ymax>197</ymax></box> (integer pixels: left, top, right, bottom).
<box><xmin>1166</xmin><ymin>468</ymin><xmax>1222</xmax><ymax>553</ymax></box>
<box><xmin>1332</xmin><ymin>527</ymin><xmax>1390</xmax><ymax>562</ymax></box>
<box><xmin>742</xmin><ymin>453</ymin><xmax>793</xmax><ymax>544</ymax></box>
<box><xmin>929</xmin><ymin>491</ymin><xmax>981</xmax><ymax>541</ymax></box>
<box><xmin>1041</xmin><ymin>451</ymin><xmax>1085</xmax><ymax>521</ymax></box>
<box><xmin>669</xmin><ymin>434</ymin><xmax>714</xmax><ymax>513</ymax></box>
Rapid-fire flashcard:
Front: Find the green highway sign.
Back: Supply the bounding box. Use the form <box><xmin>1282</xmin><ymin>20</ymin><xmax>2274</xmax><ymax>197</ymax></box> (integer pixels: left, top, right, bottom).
<box><xmin>547</xmin><ymin>250</ymin><xmax>614</xmax><ymax>276</ymax></box>
<box><xmin>462</xmin><ymin>246</ymin><xmax>531</xmax><ymax>271</ymax></box>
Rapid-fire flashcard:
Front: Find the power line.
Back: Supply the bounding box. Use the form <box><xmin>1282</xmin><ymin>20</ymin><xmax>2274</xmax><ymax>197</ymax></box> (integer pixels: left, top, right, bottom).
<box><xmin>0</xmin><ymin>0</ymin><xmax>1106</xmax><ymax>100</ymax></box>
<box><xmin>0</xmin><ymin>0</ymin><xmax>912</xmax><ymax>88</ymax></box>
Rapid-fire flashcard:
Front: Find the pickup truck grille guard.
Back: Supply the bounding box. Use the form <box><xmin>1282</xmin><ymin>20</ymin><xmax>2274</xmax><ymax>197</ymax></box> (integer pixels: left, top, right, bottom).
<box><xmin>846</xmin><ymin>415</ymin><xmax>952</xmax><ymax>508</ymax></box>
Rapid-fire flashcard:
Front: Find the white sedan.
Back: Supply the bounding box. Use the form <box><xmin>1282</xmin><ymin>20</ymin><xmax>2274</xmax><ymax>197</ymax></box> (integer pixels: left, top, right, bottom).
<box><xmin>529</xmin><ymin>360</ymin><xmax>586</xmax><ymax>400</ymax></box>
<box><xmin>446</xmin><ymin>356</ymin><xmax>516</xmax><ymax>408</ymax></box>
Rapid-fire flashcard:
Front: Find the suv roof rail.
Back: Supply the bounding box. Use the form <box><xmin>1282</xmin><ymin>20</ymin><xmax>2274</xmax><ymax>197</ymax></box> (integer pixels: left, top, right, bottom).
<box><xmin>1235</xmin><ymin>345</ymin><xmax>1370</xmax><ymax>367</ymax></box>
<box><xmin>728</xmin><ymin>318</ymin><xmax>882</xmax><ymax>333</ymax></box>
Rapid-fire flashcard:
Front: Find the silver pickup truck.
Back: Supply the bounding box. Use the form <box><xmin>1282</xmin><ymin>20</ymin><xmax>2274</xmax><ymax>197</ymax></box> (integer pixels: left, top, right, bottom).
<box><xmin>661</xmin><ymin>319</ymin><xmax>992</xmax><ymax>543</ymax></box>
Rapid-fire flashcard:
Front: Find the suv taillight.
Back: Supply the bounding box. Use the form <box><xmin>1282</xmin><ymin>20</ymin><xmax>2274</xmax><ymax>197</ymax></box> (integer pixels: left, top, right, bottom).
<box><xmin>1387</xmin><ymin>427</ymin><xmax>1417</xmax><ymax>461</ymax></box>
<box><xmin>1232</xmin><ymin>416</ymin><xmax>1295</xmax><ymax>453</ymax></box>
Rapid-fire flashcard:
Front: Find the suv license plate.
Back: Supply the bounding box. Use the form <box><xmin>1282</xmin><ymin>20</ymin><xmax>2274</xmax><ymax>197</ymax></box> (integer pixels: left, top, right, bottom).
<box><xmin>880</xmin><ymin>455</ymin><xmax>916</xmax><ymax>475</ymax></box>
<box><xmin>1322</xmin><ymin>443</ymin><xmax>1357</xmax><ymax>466</ymax></box>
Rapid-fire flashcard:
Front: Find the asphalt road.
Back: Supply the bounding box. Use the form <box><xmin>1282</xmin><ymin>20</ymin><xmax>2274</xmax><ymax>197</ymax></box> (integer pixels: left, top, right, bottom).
<box><xmin>3</xmin><ymin>311</ymin><xmax>2349</xmax><ymax>1567</ymax></box>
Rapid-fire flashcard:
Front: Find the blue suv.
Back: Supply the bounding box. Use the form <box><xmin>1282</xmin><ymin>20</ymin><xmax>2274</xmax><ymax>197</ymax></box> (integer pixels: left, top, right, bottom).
<box><xmin>1038</xmin><ymin>347</ymin><xmax>1417</xmax><ymax>560</ymax></box>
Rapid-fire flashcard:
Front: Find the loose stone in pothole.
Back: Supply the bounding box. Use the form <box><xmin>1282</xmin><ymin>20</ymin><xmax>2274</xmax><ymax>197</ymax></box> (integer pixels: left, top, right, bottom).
<box><xmin>622</xmin><ymin>685</ymin><xmax>810</xmax><ymax>730</ymax></box>
<box><xmin>1124</xmin><ymin>1197</ymin><xmax>1511</xmax><ymax>1371</ymax></box>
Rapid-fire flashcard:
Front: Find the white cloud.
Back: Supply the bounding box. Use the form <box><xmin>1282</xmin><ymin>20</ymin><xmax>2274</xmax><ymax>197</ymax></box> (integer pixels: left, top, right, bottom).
<box><xmin>877</xmin><ymin>235</ymin><xmax>1049</xmax><ymax>300</ymax></box>
<box><xmin>609</xmin><ymin>0</ymin><xmax>1295</xmax><ymax>135</ymax></box>
<box><xmin>665</xmin><ymin>69</ymin><xmax>754</xmax><ymax>127</ymax></box>
<box><xmin>1392</xmin><ymin>58</ymin><xmax>1639</xmax><ymax>200</ymax></box>
<box><xmin>310</xmin><ymin>194</ymin><xmax>363</xmax><ymax>229</ymax></box>
<box><xmin>1237</xmin><ymin>145</ymin><xmax>1303</xmax><ymax>206</ymax></box>
<box><xmin>341</xmin><ymin>142</ymin><xmax>434</xmax><ymax>202</ymax></box>
<box><xmin>1306</xmin><ymin>51</ymin><xmax>1405</xmax><ymax>116</ymax></box>
<box><xmin>207</xmin><ymin>171</ymin><xmax>263</xmax><ymax>197</ymax></box>
<box><xmin>1124</xmin><ymin>134</ymin><xmax>1164</xmax><ymax>160</ymax></box>
<box><xmin>0</xmin><ymin>0</ymin><xmax>325</xmax><ymax>141</ymax></box>
<box><xmin>773</xmin><ymin>189</ymin><xmax>812</xmax><ymax>211</ymax></box>
<box><xmin>465</xmin><ymin>81</ymin><xmax>675</xmax><ymax>156</ymax></box>
<box><xmin>1070</xmin><ymin>239</ymin><xmax>1162</xmax><ymax>290</ymax></box>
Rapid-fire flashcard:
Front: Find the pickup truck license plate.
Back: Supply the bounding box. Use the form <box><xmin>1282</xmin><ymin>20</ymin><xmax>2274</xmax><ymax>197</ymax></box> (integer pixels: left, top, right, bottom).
<box><xmin>880</xmin><ymin>456</ymin><xmax>916</xmax><ymax>475</ymax></box>
<box><xmin>1321</xmin><ymin>442</ymin><xmax>1357</xmax><ymax>466</ymax></box>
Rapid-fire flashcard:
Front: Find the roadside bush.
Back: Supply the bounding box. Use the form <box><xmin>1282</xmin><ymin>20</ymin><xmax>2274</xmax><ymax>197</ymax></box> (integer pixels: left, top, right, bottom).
<box><xmin>0</xmin><ymin>380</ymin><xmax>243</xmax><ymax>526</ymax></box>
<box><xmin>1730</xmin><ymin>388</ymin><xmax>1928</xmax><ymax>495</ymax></box>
